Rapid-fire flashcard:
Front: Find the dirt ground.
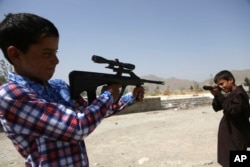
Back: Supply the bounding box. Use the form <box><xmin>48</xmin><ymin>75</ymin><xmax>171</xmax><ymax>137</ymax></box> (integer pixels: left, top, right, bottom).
<box><xmin>0</xmin><ymin>106</ymin><xmax>223</xmax><ymax>167</ymax></box>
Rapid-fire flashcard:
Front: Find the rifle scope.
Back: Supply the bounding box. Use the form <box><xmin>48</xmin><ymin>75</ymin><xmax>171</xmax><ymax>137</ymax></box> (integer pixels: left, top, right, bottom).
<box><xmin>92</xmin><ymin>55</ymin><xmax>135</xmax><ymax>70</ymax></box>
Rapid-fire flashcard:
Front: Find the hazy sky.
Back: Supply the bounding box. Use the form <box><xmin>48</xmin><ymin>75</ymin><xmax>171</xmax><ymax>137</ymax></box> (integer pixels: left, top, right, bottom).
<box><xmin>0</xmin><ymin>0</ymin><xmax>250</xmax><ymax>82</ymax></box>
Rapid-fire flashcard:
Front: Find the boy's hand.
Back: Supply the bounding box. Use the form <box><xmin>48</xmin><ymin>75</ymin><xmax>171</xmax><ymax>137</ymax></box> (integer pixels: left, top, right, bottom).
<box><xmin>210</xmin><ymin>86</ymin><xmax>220</xmax><ymax>96</ymax></box>
<box><xmin>102</xmin><ymin>84</ymin><xmax>121</xmax><ymax>103</ymax></box>
<box><xmin>133</xmin><ymin>86</ymin><xmax>145</xmax><ymax>102</ymax></box>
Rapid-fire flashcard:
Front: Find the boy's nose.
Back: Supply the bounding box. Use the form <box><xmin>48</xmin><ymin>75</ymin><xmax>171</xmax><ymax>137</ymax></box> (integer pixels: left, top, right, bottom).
<box><xmin>52</xmin><ymin>55</ymin><xmax>59</xmax><ymax>65</ymax></box>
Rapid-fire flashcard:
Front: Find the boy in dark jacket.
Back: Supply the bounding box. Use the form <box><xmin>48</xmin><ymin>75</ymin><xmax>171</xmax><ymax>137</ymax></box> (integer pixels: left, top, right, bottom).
<box><xmin>209</xmin><ymin>70</ymin><xmax>250</xmax><ymax>167</ymax></box>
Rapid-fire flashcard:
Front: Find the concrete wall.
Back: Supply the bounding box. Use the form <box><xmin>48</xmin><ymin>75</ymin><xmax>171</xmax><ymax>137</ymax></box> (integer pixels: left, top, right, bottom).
<box><xmin>118</xmin><ymin>96</ymin><xmax>213</xmax><ymax>115</ymax></box>
<box><xmin>161</xmin><ymin>96</ymin><xmax>212</xmax><ymax>110</ymax></box>
<box><xmin>118</xmin><ymin>97</ymin><xmax>162</xmax><ymax>115</ymax></box>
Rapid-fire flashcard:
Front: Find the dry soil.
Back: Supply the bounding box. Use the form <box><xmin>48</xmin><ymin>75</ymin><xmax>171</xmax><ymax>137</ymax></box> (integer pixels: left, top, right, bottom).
<box><xmin>0</xmin><ymin>106</ymin><xmax>222</xmax><ymax>167</ymax></box>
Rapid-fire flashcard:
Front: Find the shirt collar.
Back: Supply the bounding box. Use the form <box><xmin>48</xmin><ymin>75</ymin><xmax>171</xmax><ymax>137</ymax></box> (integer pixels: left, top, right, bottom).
<box><xmin>8</xmin><ymin>72</ymin><xmax>49</xmax><ymax>92</ymax></box>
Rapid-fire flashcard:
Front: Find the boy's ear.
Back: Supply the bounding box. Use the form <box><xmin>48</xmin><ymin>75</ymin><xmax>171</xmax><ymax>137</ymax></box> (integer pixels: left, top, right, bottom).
<box><xmin>7</xmin><ymin>46</ymin><xmax>22</xmax><ymax>64</ymax></box>
<box><xmin>229</xmin><ymin>77</ymin><xmax>234</xmax><ymax>84</ymax></box>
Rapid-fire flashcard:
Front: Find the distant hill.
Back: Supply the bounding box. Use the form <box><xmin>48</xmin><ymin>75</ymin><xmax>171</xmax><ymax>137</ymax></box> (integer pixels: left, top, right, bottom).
<box><xmin>141</xmin><ymin>69</ymin><xmax>250</xmax><ymax>94</ymax></box>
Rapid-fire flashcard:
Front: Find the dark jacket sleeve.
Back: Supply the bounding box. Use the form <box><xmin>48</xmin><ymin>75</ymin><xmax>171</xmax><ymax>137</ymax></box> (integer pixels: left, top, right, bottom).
<box><xmin>212</xmin><ymin>92</ymin><xmax>225</xmax><ymax>112</ymax></box>
<box><xmin>222</xmin><ymin>94</ymin><xmax>245</xmax><ymax>117</ymax></box>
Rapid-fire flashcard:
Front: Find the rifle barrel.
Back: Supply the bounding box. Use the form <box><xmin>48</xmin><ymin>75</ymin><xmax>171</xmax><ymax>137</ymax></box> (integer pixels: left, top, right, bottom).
<box><xmin>141</xmin><ymin>79</ymin><xmax>165</xmax><ymax>85</ymax></box>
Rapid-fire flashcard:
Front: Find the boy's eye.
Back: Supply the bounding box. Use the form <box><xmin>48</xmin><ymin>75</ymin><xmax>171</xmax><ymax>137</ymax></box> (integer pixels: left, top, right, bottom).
<box><xmin>43</xmin><ymin>51</ymin><xmax>57</xmax><ymax>57</ymax></box>
<box><xmin>43</xmin><ymin>52</ymin><xmax>51</xmax><ymax>56</ymax></box>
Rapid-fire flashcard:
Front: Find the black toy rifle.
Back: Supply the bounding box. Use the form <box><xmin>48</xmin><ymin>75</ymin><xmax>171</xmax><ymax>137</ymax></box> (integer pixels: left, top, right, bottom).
<box><xmin>203</xmin><ymin>85</ymin><xmax>221</xmax><ymax>91</ymax></box>
<box><xmin>203</xmin><ymin>85</ymin><xmax>214</xmax><ymax>91</ymax></box>
<box><xmin>69</xmin><ymin>55</ymin><xmax>165</xmax><ymax>103</ymax></box>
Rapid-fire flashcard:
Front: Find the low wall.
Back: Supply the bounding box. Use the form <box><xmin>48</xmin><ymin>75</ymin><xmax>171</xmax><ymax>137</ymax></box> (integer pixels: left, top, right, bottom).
<box><xmin>118</xmin><ymin>96</ymin><xmax>213</xmax><ymax>115</ymax></box>
<box><xmin>161</xmin><ymin>96</ymin><xmax>213</xmax><ymax>110</ymax></box>
<box><xmin>118</xmin><ymin>97</ymin><xmax>162</xmax><ymax>115</ymax></box>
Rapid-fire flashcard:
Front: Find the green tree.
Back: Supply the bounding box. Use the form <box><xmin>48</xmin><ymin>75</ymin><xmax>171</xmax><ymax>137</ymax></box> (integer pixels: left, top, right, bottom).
<box><xmin>244</xmin><ymin>77</ymin><xmax>250</xmax><ymax>92</ymax></box>
<box><xmin>0</xmin><ymin>59</ymin><xmax>12</xmax><ymax>85</ymax></box>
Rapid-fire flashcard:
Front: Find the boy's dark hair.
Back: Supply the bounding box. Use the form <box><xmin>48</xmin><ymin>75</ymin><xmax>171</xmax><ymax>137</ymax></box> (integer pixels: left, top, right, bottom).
<box><xmin>0</xmin><ymin>13</ymin><xmax>59</xmax><ymax>64</ymax></box>
<box><xmin>214</xmin><ymin>70</ymin><xmax>235</xmax><ymax>84</ymax></box>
